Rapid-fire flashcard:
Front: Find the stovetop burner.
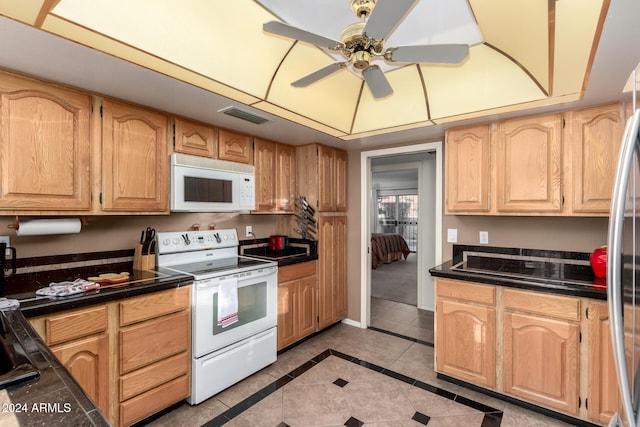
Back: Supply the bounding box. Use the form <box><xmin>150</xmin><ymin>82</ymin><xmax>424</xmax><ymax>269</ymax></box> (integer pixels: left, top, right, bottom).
<box><xmin>164</xmin><ymin>255</ymin><xmax>274</xmax><ymax>279</ymax></box>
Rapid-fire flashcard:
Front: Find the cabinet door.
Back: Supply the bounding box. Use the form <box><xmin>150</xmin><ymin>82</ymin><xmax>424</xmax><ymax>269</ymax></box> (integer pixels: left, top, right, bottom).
<box><xmin>254</xmin><ymin>138</ymin><xmax>276</xmax><ymax>211</ymax></box>
<box><xmin>318</xmin><ymin>216</ymin><xmax>347</xmax><ymax>329</ymax></box>
<box><xmin>101</xmin><ymin>100</ymin><xmax>168</xmax><ymax>212</ymax></box>
<box><xmin>318</xmin><ymin>217</ymin><xmax>335</xmax><ymax>328</ymax></box>
<box><xmin>445</xmin><ymin>125</ymin><xmax>491</xmax><ymax>212</ymax></box>
<box><xmin>333</xmin><ymin>216</ymin><xmax>348</xmax><ymax>319</ymax></box>
<box><xmin>52</xmin><ymin>333</ymin><xmax>110</xmax><ymax>417</ymax></box>
<box><xmin>587</xmin><ymin>301</ymin><xmax>620</xmax><ymax>424</ymax></box>
<box><xmin>317</xmin><ymin>145</ymin><xmax>335</xmax><ymax>212</ymax></box>
<box><xmin>277</xmin><ymin>281</ymin><xmax>298</xmax><ymax>350</ymax></box>
<box><xmin>503</xmin><ymin>312</ymin><xmax>579</xmax><ymax>414</ymax></box>
<box><xmin>570</xmin><ymin>104</ymin><xmax>625</xmax><ymax>213</ymax></box>
<box><xmin>496</xmin><ymin>114</ymin><xmax>563</xmax><ymax>212</ymax></box>
<box><xmin>173</xmin><ymin>118</ymin><xmax>216</xmax><ymax>158</ymax></box>
<box><xmin>0</xmin><ymin>73</ymin><xmax>91</xmax><ymax>211</ymax></box>
<box><xmin>218</xmin><ymin>129</ymin><xmax>251</xmax><ymax>163</ymax></box>
<box><xmin>275</xmin><ymin>143</ymin><xmax>296</xmax><ymax>212</ymax></box>
<box><xmin>298</xmin><ymin>275</ymin><xmax>317</xmax><ymax>338</ymax></box>
<box><xmin>334</xmin><ymin>149</ymin><xmax>347</xmax><ymax>212</ymax></box>
<box><xmin>435</xmin><ymin>299</ymin><xmax>495</xmax><ymax>387</ymax></box>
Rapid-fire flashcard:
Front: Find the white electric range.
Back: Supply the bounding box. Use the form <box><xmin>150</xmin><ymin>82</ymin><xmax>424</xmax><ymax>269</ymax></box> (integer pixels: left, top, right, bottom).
<box><xmin>156</xmin><ymin>229</ymin><xmax>278</xmax><ymax>405</ymax></box>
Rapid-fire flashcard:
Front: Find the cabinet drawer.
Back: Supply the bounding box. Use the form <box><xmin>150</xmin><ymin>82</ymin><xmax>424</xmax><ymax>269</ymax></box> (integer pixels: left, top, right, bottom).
<box><xmin>120</xmin><ymin>310</ymin><xmax>189</xmax><ymax>374</ymax></box>
<box><xmin>120</xmin><ymin>286</ymin><xmax>190</xmax><ymax>326</ymax></box>
<box><xmin>436</xmin><ymin>279</ymin><xmax>495</xmax><ymax>306</ymax></box>
<box><xmin>503</xmin><ymin>289</ymin><xmax>580</xmax><ymax>321</ymax></box>
<box><xmin>278</xmin><ymin>261</ymin><xmax>317</xmax><ymax>283</ymax></box>
<box><xmin>120</xmin><ymin>374</ymin><xmax>189</xmax><ymax>426</ymax></box>
<box><xmin>45</xmin><ymin>305</ymin><xmax>108</xmax><ymax>346</ymax></box>
<box><xmin>120</xmin><ymin>351</ymin><xmax>189</xmax><ymax>401</ymax></box>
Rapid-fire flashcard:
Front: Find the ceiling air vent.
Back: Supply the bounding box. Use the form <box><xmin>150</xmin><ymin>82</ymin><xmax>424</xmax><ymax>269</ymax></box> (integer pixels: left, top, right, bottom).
<box><xmin>218</xmin><ymin>106</ymin><xmax>269</xmax><ymax>124</ymax></box>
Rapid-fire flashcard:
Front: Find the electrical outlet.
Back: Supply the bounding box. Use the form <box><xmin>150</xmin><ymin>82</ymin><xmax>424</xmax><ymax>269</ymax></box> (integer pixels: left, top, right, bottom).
<box><xmin>245</xmin><ymin>226</ymin><xmax>252</xmax><ymax>237</ymax></box>
<box><xmin>479</xmin><ymin>231</ymin><xmax>489</xmax><ymax>244</ymax></box>
<box><xmin>447</xmin><ymin>229</ymin><xmax>457</xmax><ymax>243</ymax></box>
<box><xmin>0</xmin><ymin>236</ymin><xmax>9</xmax><ymax>256</ymax></box>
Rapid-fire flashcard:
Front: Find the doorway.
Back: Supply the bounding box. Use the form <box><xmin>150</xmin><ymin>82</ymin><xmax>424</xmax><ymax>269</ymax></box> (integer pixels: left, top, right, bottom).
<box><xmin>360</xmin><ymin>142</ymin><xmax>443</xmax><ymax>335</ymax></box>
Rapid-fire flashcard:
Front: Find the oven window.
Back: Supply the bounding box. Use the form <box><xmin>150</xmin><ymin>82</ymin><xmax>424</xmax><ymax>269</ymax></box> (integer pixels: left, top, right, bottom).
<box><xmin>212</xmin><ymin>281</ymin><xmax>267</xmax><ymax>334</ymax></box>
<box><xmin>184</xmin><ymin>176</ymin><xmax>232</xmax><ymax>203</ymax></box>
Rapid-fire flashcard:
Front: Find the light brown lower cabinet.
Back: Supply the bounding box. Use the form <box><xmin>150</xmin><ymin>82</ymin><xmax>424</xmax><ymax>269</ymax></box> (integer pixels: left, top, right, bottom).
<box><xmin>29</xmin><ymin>286</ymin><xmax>191</xmax><ymax>427</ymax></box>
<box><xmin>586</xmin><ymin>300</ymin><xmax>619</xmax><ymax>425</ymax></box>
<box><xmin>435</xmin><ymin>279</ymin><xmax>496</xmax><ymax>388</ymax></box>
<box><xmin>51</xmin><ymin>333</ymin><xmax>110</xmax><ymax>415</ymax></box>
<box><xmin>434</xmin><ymin>278</ymin><xmax>617</xmax><ymax>424</ymax></box>
<box><xmin>277</xmin><ymin>261</ymin><xmax>317</xmax><ymax>349</ymax></box>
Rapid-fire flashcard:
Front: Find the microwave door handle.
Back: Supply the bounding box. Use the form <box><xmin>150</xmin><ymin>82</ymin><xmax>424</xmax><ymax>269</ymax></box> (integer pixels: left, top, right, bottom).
<box><xmin>608</xmin><ymin>109</ymin><xmax>640</xmax><ymax>427</ymax></box>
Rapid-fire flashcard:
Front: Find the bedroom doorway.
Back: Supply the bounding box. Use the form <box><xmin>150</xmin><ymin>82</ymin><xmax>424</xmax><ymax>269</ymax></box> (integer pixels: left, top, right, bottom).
<box><xmin>360</xmin><ymin>142</ymin><xmax>443</xmax><ymax>339</ymax></box>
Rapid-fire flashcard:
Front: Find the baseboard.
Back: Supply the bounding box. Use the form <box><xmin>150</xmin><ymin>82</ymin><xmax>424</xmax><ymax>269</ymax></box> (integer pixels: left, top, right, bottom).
<box><xmin>341</xmin><ymin>317</ymin><xmax>364</xmax><ymax>328</ymax></box>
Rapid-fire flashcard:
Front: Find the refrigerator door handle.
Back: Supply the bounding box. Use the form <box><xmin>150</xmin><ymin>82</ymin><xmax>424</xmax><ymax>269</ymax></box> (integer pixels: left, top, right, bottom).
<box><xmin>608</xmin><ymin>109</ymin><xmax>640</xmax><ymax>427</ymax></box>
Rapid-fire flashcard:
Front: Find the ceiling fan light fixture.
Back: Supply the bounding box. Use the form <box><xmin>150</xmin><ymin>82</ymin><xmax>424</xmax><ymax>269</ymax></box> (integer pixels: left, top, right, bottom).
<box><xmin>352</xmin><ymin>50</ymin><xmax>371</xmax><ymax>69</ymax></box>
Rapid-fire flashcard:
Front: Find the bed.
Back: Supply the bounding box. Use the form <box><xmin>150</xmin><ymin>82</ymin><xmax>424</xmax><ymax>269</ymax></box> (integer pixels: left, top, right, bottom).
<box><xmin>371</xmin><ymin>233</ymin><xmax>411</xmax><ymax>269</ymax></box>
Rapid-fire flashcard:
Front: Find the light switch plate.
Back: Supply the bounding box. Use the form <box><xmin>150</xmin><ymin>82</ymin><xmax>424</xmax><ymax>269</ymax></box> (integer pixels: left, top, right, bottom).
<box><xmin>479</xmin><ymin>231</ymin><xmax>489</xmax><ymax>244</ymax></box>
<box><xmin>447</xmin><ymin>229</ymin><xmax>457</xmax><ymax>243</ymax></box>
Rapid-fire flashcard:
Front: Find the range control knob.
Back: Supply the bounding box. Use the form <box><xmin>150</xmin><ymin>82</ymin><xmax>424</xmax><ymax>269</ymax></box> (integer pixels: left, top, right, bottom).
<box><xmin>163</xmin><ymin>238</ymin><xmax>171</xmax><ymax>246</ymax></box>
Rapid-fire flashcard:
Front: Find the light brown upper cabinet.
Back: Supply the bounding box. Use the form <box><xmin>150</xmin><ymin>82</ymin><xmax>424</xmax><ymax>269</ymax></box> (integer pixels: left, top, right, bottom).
<box><xmin>253</xmin><ymin>138</ymin><xmax>296</xmax><ymax>213</ymax></box>
<box><xmin>173</xmin><ymin>118</ymin><xmax>217</xmax><ymax>158</ymax></box>
<box><xmin>566</xmin><ymin>103</ymin><xmax>625</xmax><ymax>214</ymax></box>
<box><xmin>0</xmin><ymin>72</ymin><xmax>92</xmax><ymax>212</ymax></box>
<box><xmin>445</xmin><ymin>124</ymin><xmax>491</xmax><ymax>212</ymax></box>
<box><xmin>101</xmin><ymin>100</ymin><xmax>168</xmax><ymax>212</ymax></box>
<box><xmin>496</xmin><ymin>114</ymin><xmax>563</xmax><ymax>213</ymax></box>
<box><xmin>218</xmin><ymin>129</ymin><xmax>252</xmax><ymax>164</ymax></box>
<box><xmin>446</xmin><ymin>104</ymin><xmax>626</xmax><ymax>216</ymax></box>
<box><xmin>297</xmin><ymin>143</ymin><xmax>347</xmax><ymax>212</ymax></box>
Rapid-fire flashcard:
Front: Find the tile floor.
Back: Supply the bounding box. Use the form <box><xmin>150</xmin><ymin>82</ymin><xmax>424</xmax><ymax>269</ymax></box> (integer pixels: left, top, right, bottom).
<box><xmin>145</xmin><ymin>309</ymin><xmax>578</xmax><ymax>427</ymax></box>
<box><xmin>369</xmin><ymin>297</ymin><xmax>434</xmax><ymax>345</ymax></box>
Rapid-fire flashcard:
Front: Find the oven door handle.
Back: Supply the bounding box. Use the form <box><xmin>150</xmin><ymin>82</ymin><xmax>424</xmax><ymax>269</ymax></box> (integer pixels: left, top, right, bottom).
<box><xmin>196</xmin><ymin>266</ymin><xmax>277</xmax><ymax>288</ymax></box>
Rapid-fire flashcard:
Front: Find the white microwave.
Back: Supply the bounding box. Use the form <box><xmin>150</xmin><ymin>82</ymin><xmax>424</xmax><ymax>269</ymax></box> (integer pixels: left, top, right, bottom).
<box><xmin>170</xmin><ymin>153</ymin><xmax>255</xmax><ymax>212</ymax></box>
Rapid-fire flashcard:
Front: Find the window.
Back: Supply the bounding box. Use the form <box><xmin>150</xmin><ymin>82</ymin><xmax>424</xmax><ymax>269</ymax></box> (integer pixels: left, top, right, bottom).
<box><xmin>376</xmin><ymin>192</ymin><xmax>418</xmax><ymax>252</ymax></box>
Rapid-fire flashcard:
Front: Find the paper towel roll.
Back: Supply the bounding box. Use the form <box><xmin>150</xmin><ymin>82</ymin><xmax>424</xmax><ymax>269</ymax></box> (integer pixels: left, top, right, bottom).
<box><xmin>16</xmin><ymin>218</ymin><xmax>82</xmax><ymax>236</ymax></box>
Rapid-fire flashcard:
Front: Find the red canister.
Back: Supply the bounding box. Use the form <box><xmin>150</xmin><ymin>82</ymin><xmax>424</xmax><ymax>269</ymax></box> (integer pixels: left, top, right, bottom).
<box><xmin>268</xmin><ymin>235</ymin><xmax>288</xmax><ymax>251</ymax></box>
<box><xmin>590</xmin><ymin>246</ymin><xmax>607</xmax><ymax>279</ymax></box>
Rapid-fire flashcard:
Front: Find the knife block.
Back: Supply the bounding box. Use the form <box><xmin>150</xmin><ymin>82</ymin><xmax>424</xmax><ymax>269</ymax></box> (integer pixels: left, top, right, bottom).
<box><xmin>133</xmin><ymin>243</ymin><xmax>155</xmax><ymax>271</ymax></box>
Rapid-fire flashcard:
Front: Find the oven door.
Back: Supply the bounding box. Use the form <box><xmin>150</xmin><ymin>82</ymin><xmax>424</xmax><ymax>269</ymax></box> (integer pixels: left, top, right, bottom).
<box><xmin>192</xmin><ymin>266</ymin><xmax>277</xmax><ymax>358</ymax></box>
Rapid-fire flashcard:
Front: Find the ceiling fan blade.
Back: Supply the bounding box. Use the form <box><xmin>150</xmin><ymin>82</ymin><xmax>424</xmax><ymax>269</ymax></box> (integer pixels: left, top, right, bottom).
<box><xmin>362</xmin><ymin>65</ymin><xmax>393</xmax><ymax>98</ymax></box>
<box><xmin>292</xmin><ymin>62</ymin><xmax>347</xmax><ymax>87</ymax></box>
<box><xmin>363</xmin><ymin>0</ymin><xmax>418</xmax><ymax>41</ymax></box>
<box><xmin>263</xmin><ymin>21</ymin><xmax>342</xmax><ymax>50</ymax></box>
<box><xmin>387</xmin><ymin>44</ymin><xmax>470</xmax><ymax>64</ymax></box>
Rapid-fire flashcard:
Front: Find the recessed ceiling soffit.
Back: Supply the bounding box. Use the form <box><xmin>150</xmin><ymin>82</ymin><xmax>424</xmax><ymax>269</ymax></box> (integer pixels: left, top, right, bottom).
<box><xmin>0</xmin><ymin>0</ymin><xmax>609</xmax><ymax>140</ymax></box>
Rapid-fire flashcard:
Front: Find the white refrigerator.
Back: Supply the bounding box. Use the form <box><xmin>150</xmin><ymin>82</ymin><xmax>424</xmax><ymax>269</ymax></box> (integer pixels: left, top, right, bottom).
<box><xmin>608</xmin><ymin>106</ymin><xmax>640</xmax><ymax>426</ymax></box>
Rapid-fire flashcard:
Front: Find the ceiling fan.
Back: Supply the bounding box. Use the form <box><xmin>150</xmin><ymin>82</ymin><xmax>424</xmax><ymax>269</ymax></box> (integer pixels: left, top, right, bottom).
<box><xmin>262</xmin><ymin>0</ymin><xmax>470</xmax><ymax>98</ymax></box>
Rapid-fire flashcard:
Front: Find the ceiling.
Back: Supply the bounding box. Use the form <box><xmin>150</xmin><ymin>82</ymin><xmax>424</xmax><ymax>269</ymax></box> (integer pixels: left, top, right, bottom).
<box><xmin>0</xmin><ymin>0</ymin><xmax>640</xmax><ymax>150</ymax></box>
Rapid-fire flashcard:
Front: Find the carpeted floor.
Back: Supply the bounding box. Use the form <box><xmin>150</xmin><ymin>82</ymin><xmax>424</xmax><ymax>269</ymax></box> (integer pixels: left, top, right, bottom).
<box><xmin>371</xmin><ymin>252</ymin><xmax>417</xmax><ymax>306</ymax></box>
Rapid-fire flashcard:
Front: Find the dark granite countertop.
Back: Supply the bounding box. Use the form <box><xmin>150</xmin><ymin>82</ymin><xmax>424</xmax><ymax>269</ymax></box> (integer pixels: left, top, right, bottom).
<box><xmin>3</xmin><ymin>263</ymin><xmax>192</xmax><ymax>318</ymax></box>
<box><xmin>1</xmin><ymin>308</ymin><xmax>110</xmax><ymax>426</ymax></box>
<box><xmin>0</xmin><ymin>250</ymin><xmax>194</xmax><ymax>426</ymax></box>
<box><xmin>239</xmin><ymin>237</ymin><xmax>318</xmax><ymax>267</ymax></box>
<box><xmin>429</xmin><ymin>245</ymin><xmax>607</xmax><ymax>300</ymax></box>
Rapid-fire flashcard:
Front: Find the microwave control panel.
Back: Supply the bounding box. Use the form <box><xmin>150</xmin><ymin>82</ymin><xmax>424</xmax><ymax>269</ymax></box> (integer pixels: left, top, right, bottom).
<box><xmin>238</xmin><ymin>175</ymin><xmax>255</xmax><ymax>210</ymax></box>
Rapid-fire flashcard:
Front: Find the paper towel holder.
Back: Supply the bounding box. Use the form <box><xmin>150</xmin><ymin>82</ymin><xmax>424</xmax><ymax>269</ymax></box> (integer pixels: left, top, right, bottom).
<box><xmin>7</xmin><ymin>216</ymin><xmax>89</xmax><ymax>233</ymax></box>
